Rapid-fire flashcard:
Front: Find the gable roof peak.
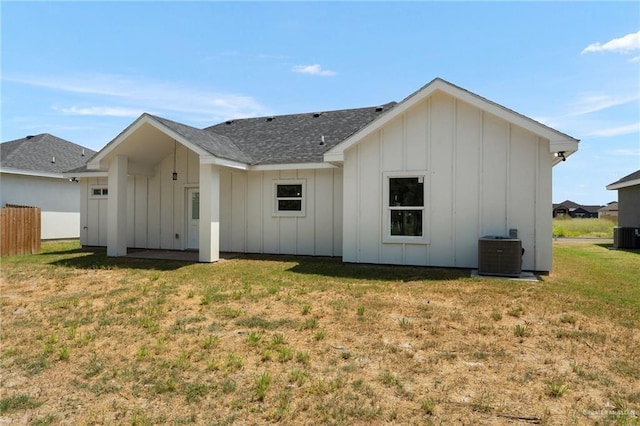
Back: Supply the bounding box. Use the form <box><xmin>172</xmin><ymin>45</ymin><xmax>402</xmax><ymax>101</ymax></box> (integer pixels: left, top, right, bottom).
<box><xmin>324</xmin><ymin>77</ymin><xmax>579</xmax><ymax>164</ymax></box>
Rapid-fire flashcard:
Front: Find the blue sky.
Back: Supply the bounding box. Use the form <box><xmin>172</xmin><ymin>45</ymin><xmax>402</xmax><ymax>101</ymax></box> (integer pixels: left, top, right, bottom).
<box><xmin>2</xmin><ymin>1</ymin><xmax>638</xmax><ymax>205</ymax></box>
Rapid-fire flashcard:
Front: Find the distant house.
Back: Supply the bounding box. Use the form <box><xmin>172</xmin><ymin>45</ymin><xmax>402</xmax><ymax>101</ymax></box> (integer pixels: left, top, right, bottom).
<box><xmin>552</xmin><ymin>200</ymin><xmax>602</xmax><ymax>218</ymax></box>
<box><xmin>69</xmin><ymin>78</ymin><xmax>579</xmax><ymax>272</ymax></box>
<box><xmin>598</xmin><ymin>202</ymin><xmax>618</xmax><ymax>221</ymax></box>
<box><xmin>0</xmin><ymin>134</ymin><xmax>96</xmax><ymax>239</ymax></box>
<box><xmin>607</xmin><ymin>170</ymin><xmax>640</xmax><ymax>228</ymax></box>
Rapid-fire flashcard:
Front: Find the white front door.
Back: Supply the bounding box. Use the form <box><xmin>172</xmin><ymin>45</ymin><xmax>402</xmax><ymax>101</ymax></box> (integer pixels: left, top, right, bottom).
<box><xmin>186</xmin><ymin>188</ymin><xmax>200</xmax><ymax>249</ymax></box>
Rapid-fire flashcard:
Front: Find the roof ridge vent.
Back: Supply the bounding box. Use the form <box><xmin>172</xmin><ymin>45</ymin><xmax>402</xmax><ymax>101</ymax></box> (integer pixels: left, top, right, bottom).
<box><xmin>26</xmin><ymin>135</ymin><xmax>34</xmax><ymax>139</ymax></box>
<box><xmin>225</xmin><ymin>120</ymin><xmax>234</xmax><ymax>125</ymax></box>
<box><xmin>266</xmin><ymin>117</ymin><xmax>274</xmax><ymax>122</ymax></box>
<box><xmin>313</xmin><ymin>113</ymin><xmax>322</xmax><ymax>118</ymax></box>
<box><xmin>375</xmin><ymin>106</ymin><xmax>384</xmax><ymax>112</ymax></box>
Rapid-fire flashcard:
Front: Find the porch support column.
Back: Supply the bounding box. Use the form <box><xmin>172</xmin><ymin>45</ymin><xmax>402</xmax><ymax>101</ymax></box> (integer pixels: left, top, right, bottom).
<box><xmin>199</xmin><ymin>163</ymin><xmax>220</xmax><ymax>263</ymax></box>
<box><xmin>107</xmin><ymin>155</ymin><xmax>128</xmax><ymax>257</ymax></box>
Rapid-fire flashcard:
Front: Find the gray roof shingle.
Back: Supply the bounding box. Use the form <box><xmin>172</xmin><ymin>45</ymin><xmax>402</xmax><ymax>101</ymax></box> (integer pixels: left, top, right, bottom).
<box><xmin>0</xmin><ymin>134</ymin><xmax>96</xmax><ymax>174</ymax></box>
<box><xmin>205</xmin><ymin>102</ymin><xmax>397</xmax><ymax>165</ymax></box>
<box><xmin>608</xmin><ymin>169</ymin><xmax>640</xmax><ymax>187</ymax></box>
<box><xmin>148</xmin><ymin>114</ymin><xmax>253</xmax><ymax>164</ymax></box>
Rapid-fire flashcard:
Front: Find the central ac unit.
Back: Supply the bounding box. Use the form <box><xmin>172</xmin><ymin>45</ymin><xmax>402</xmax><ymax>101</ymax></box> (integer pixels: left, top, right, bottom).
<box><xmin>613</xmin><ymin>227</ymin><xmax>640</xmax><ymax>249</ymax></box>
<box><xmin>478</xmin><ymin>237</ymin><xmax>522</xmax><ymax>277</ymax></box>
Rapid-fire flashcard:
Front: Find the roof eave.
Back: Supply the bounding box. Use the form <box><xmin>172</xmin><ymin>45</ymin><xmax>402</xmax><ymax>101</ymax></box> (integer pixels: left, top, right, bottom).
<box><xmin>0</xmin><ymin>167</ymin><xmax>65</xmax><ymax>179</ymax></box>
<box><xmin>607</xmin><ymin>178</ymin><xmax>640</xmax><ymax>190</ymax></box>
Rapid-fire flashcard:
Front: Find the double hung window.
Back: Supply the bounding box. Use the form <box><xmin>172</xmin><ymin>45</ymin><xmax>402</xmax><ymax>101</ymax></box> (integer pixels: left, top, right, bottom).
<box><xmin>385</xmin><ymin>174</ymin><xmax>426</xmax><ymax>243</ymax></box>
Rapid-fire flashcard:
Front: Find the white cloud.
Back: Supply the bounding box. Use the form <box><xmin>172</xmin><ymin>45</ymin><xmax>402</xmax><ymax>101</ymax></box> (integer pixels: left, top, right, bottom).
<box><xmin>53</xmin><ymin>106</ymin><xmax>143</xmax><ymax>117</ymax></box>
<box><xmin>568</xmin><ymin>93</ymin><xmax>640</xmax><ymax>116</ymax></box>
<box><xmin>581</xmin><ymin>30</ymin><xmax>640</xmax><ymax>54</ymax></box>
<box><xmin>630</xmin><ymin>56</ymin><xmax>640</xmax><ymax>63</ymax></box>
<box><xmin>3</xmin><ymin>73</ymin><xmax>270</xmax><ymax>122</ymax></box>
<box><xmin>292</xmin><ymin>64</ymin><xmax>336</xmax><ymax>77</ymax></box>
<box><xmin>586</xmin><ymin>122</ymin><xmax>640</xmax><ymax>138</ymax></box>
<box><xmin>610</xmin><ymin>147</ymin><xmax>640</xmax><ymax>156</ymax></box>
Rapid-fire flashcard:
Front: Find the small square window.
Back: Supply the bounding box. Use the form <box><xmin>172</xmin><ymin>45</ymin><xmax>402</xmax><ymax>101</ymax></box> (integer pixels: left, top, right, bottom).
<box><xmin>274</xmin><ymin>180</ymin><xmax>305</xmax><ymax>217</ymax></box>
<box><xmin>90</xmin><ymin>186</ymin><xmax>108</xmax><ymax>198</ymax></box>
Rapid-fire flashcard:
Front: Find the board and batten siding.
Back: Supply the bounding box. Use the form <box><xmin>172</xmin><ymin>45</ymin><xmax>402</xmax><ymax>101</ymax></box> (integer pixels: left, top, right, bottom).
<box><xmin>244</xmin><ymin>168</ymin><xmax>342</xmax><ymax>256</ymax></box>
<box><xmin>342</xmin><ymin>91</ymin><xmax>553</xmax><ymax>271</ymax></box>
<box><xmin>82</xmin><ymin>144</ymin><xmax>343</xmax><ymax>257</ymax></box>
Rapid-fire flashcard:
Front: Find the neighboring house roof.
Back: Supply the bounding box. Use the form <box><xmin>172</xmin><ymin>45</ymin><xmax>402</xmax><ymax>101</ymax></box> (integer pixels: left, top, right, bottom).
<box><xmin>205</xmin><ymin>103</ymin><xmax>397</xmax><ymax>165</ymax></box>
<box><xmin>553</xmin><ymin>200</ymin><xmax>582</xmax><ymax>210</ymax></box>
<box><xmin>553</xmin><ymin>200</ymin><xmax>603</xmax><ymax>214</ymax></box>
<box><xmin>0</xmin><ymin>134</ymin><xmax>96</xmax><ymax>177</ymax></box>
<box><xmin>599</xmin><ymin>202</ymin><xmax>618</xmax><ymax>212</ymax></box>
<box><xmin>607</xmin><ymin>169</ymin><xmax>640</xmax><ymax>190</ymax></box>
<box><xmin>324</xmin><ymin>78</ymin><xmax>579</xmax><ymax>164</ymax></box>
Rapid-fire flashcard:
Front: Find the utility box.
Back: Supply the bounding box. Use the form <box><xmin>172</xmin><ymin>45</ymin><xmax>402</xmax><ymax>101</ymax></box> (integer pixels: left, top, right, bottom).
<box><xmin>478</xmin><ymin>236</ymin><xmax>522</xmax><ymax>277</ymax></box>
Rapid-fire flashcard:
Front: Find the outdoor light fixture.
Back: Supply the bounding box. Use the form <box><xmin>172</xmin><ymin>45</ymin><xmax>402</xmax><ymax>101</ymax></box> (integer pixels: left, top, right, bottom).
<box><xmin>172</xmin><ymin>140</ymin><xmax>178</xmax><ymax>181</ymax></box>
<box><xmin>555</xmin><ymin>151</ymin><xmax>566</xmax><ymax>161</ymax></box>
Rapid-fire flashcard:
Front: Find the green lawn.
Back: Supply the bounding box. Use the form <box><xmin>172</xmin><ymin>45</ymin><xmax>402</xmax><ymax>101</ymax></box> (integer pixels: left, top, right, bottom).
<box><xmin>1</xmin><ymin>240</ymin><xmax>638</xmax><ymax>425</ymax></box>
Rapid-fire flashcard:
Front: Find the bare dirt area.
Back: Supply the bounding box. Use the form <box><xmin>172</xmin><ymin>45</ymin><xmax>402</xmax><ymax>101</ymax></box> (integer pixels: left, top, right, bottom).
<box><xmin>1</xmin><ymin>242</ymin><xmax>639</xmax><ymax>425</ymax></box>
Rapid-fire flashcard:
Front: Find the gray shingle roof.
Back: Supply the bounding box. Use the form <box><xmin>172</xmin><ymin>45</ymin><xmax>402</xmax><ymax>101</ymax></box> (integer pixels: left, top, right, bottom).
<box><xmin>148</xmin><ymin>114</ymin><xmax>253</xmax><ymax>164</ymax></box>
<box><xmin>205</xmin><ymin>102</ymin><xmax>397</xmax><ymax>165</ymax></box>
<box><xmin>0</xmin><ymin>134</ymin><xmax>96</xmax><ymax>174</ymax></box>
<box><xmin>608</xmin><ymin>169</ymin><xmax>640</xmax><ymax>187</ymax></box>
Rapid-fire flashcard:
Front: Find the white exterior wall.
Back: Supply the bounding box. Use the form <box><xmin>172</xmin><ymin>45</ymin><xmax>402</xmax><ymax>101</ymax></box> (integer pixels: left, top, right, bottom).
<box><xmin>82</xmin><ymin>144</ymin><xmax>343</xmax><ymax>257</ymax></box>
<box><xmin>243</xmin><ymin>168</ymin><xmax>342</xmax><ymax>256</ymax></box>
<box><xmin>342</xmin><ymin>92</ymin><xmax>553</xmax><ymax>271</ymax></box>
<box><xmin>1</xmin><ymin>172</ymin><xmax>81</xmax><ymax>239</ymax></box>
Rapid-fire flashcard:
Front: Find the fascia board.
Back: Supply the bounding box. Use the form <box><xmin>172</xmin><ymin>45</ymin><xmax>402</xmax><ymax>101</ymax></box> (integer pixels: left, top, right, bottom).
<box><xmin>62</xmin><ymin>171</ymin><xmax>108</xmax><ymax>178</ymax></box>
<box><xmin>250</xmin><ymin>162</ymin><xmax>337</xmax><ymax>171</ymax></box>
<box><xmin>200</xmin><ymin>155</ymin><xmax>249</xmax><ymax>170</ymax></box>
<box><xmin>323</xmin><ymin>152</ymin><xmax>344</xmax><ymax>163</ymax></box>
<box><xmin>549</xmin><ymin>140</ymin><xmax>579</xmax><ymax>153</ymax></box>
<box><xmin>0</xmin><ymin>168</ymin><xmax>64</xmax><ymax>179</ymax></box>
<box><xmin>607</xmin><ymin>178</ymin><xmax>640</xmax><ymax>190</ymax></box>
<box><xmin>440</xmin><ymin>83</ymin><xmax>579</xmax><ymax>144</ymax></box>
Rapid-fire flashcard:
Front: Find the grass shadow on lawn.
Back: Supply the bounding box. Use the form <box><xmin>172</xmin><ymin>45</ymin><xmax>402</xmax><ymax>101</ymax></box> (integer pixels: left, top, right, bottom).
<box><xmin>47</xmin><ymin>247</ymin><xmax>190</xmax><ymax>272</ymax></box>
<box><xmin>596</xmin><ymin>243</ymin><xmax>640</xmax><ymax>255</ymax></box>
<box><xmin>252</xmin><ymin>255</ymin><xmax>472</xmax><ymax>282</ymax></box>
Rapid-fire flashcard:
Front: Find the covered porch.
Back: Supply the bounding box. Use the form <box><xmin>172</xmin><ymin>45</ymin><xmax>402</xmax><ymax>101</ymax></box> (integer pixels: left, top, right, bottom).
<box><xmin>86</xmin><ymin>114</ymin><xmax>248</xmax><ymax>263</ymax></box>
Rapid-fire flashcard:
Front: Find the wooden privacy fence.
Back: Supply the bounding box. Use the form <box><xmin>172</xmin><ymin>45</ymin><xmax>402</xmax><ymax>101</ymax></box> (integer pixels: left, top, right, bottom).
<box><xmin>1</xmin><ymin>204</ymin><xmax>41</xmax><ymax>256</ymax></box>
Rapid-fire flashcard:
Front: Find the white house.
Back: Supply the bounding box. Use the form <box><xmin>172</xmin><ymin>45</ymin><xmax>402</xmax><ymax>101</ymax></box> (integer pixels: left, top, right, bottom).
<box><xmin>69</xmin><ymin>78</ymin><xmax>579</xmax><ymax>271</ymax></box>
<box><xmin>0</xmin><ymin>134</ymin><xmax>96</xmax><ymax>239</ymax></box>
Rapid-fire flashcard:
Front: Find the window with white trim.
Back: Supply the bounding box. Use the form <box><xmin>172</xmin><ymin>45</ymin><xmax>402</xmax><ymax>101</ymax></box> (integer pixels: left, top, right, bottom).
<box><xmin>273</xmin><ymin>180</ymin><xmax>305</xmax><ymax>216</ymax></box>
<box><xmin>90</xmin><ymin>186</ymin><xmax>108</xmax><ymax>199</ymax></box>
<box><xmin>385</xmin><ymin>174</ymin><xmax>426</xmax><ymax>243</ymax></box>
